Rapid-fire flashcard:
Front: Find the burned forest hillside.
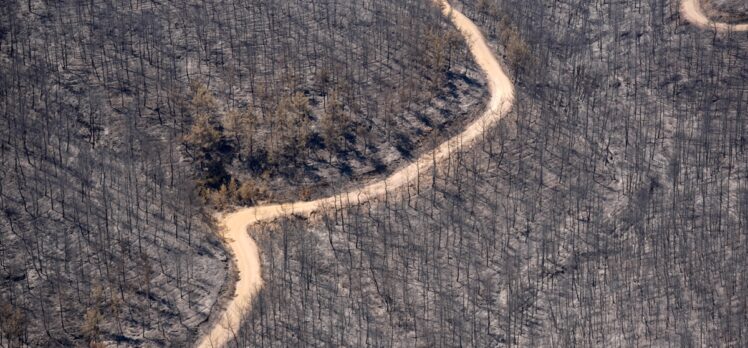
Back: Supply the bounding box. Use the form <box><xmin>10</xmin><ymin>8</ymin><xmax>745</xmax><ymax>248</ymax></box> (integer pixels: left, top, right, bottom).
<box><xmin>2</xmin><ymin>0</ymin><xmax>748</xmax><ymax>347</ymax></box>
<box><xmin>0</xmin><ymin>0</ymin><xmax>483</xmax><ymax>346</ymax></box>
<box><xmin>232</xmin><ymin>0</ymin><xmax>748</xmax><ymax>347</ymax></box>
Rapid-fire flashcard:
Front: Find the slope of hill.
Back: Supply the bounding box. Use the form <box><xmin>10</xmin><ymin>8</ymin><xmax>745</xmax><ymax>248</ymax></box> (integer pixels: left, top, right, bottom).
<box><xmin>231</xmin><ymin>0</ymin><xmax>748</xmax><ymax>346</ymax></box>
<box><xmin>0</xmin><ymin>0</ymin><xmax>485</xmax><ymax>346</ymax></box>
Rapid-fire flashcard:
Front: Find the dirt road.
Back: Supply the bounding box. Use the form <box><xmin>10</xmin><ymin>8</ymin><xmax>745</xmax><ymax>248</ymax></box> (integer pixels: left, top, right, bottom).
<box><xmin>681</xmin><ymin>0</ymin><xmax>748</xmax><ymax>31</ymax></box>
<box><xmin>196</xmin><ymin>0</ymin><xmax>748</xmax><ymax>347</ymax></box>
<box><xmin>195</xmin><ymin>1</ymin><xmax>514</xmax><ymax>347</ymax></box>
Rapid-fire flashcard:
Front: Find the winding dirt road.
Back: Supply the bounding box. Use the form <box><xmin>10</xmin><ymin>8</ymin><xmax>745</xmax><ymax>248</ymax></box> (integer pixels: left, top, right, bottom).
<box><xmin>195</xmin><ymin>1</ymin><xmax>748</xmax><ymax>347</ymax></box>
<box><xmin>681</xmin><ymin>0</ymin><xmax>748</xmax><ymax>31</ymax></box>
<box><xmin>195</xmin><ymin>1</ymin><xmax>514</xmax><ymax>347</ymax></box>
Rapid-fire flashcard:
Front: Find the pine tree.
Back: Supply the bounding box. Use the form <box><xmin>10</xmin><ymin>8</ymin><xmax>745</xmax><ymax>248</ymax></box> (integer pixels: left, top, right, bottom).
<box><xmin>183</xmin><ymin>84</ymin><xmax>231</xmax><ymax>191</ymax></box>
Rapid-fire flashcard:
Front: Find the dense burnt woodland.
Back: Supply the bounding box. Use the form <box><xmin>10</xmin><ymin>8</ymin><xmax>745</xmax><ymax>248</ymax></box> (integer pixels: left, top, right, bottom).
<box><xmin>235</xmin><ymin>0</ymin><xmax>748</xmax><ymax>347</ymax></box>
<box><xmin>0</xmin><ymin>0</ymin><xmax>481</xmax><ymax>346</ymax></box>
<box><xmin>187</xmin><ymin>0</ymin><xmax>486</xmax><ymax>204</ymax></box>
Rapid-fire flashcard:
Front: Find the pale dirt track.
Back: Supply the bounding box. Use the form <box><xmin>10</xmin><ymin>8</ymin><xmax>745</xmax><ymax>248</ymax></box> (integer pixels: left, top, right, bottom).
<box><xmin>195</xmin><ymin>1</ymin><xmax>514</xmax><ymax>347</ymax></box>
<box><xmin>196</xmin><ymin>0</ymin><xmax>748</xmax><ymax>347</ymax></box>
<box><xmin>681</xmin><ymin>0</ymin><xmax>748</xmax><ymax>31</ymax></box>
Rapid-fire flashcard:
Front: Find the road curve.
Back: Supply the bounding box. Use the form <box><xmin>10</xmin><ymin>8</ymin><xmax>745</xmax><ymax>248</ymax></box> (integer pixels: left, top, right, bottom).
<box><xmin>195</xmin><ymin>1</ymin><xmax>514</xmax><ymax>347</ymax></box>
<box><xmin>681</xmin><ymin>0</ymin><xmax>748</xmax><ymax>32</ymax></box>
<box><xmin>196</xmin><ymin>0</ymin><xmax>748</xmax><ymax>347</ymax></box>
